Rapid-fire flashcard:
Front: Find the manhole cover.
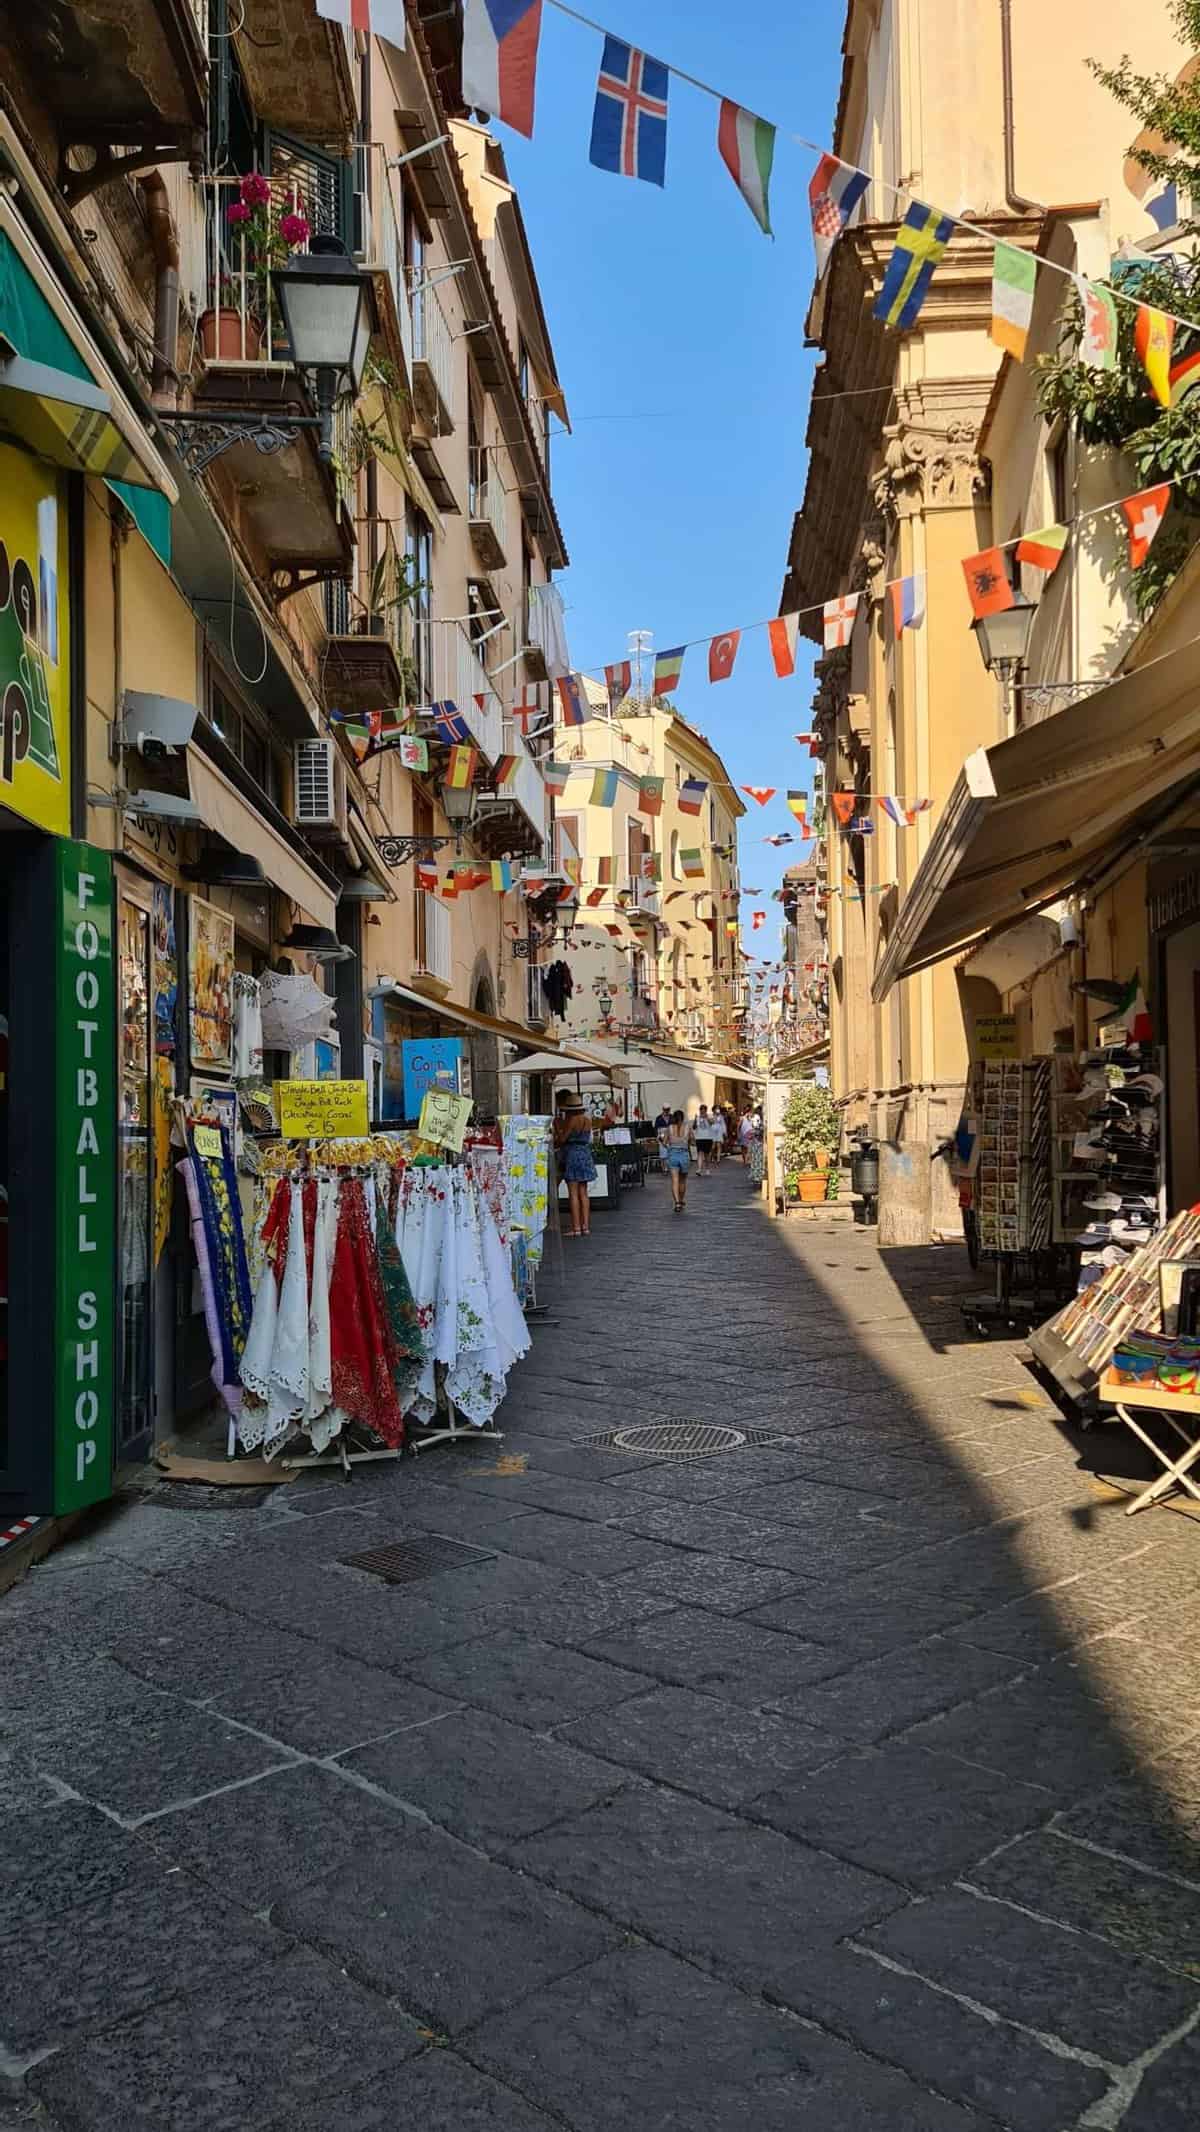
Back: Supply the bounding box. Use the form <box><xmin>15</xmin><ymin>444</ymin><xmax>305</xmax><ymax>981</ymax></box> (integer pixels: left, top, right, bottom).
<box><xmin>341</xmin><ymin>1534</ymin><xmax>496</xmax><ymax>1585</ymax></box>
<box><xmin>611</xmin><ymin>1422</ymin><xmax>747</xmax><ymax>1457</ymax></box>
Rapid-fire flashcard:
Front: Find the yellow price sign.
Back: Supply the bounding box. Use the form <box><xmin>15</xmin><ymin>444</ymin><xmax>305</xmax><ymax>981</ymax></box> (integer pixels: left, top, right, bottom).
<box><xmin>418</xmin><ymin>1085</ymin><xmax>474</xmax><ymax>1152</ymax></box>
<box><xmin>275</xmin><ymin>1078</ymin><xmax>369</xmax><ymax>1140</ymax></box>
<box><xmin>975</xmin><ymin>1015</ymin><xmax>1019</xmax><ymax>1061</ymax></box>
<box><xmin>192</xmin><ymin>1125</ymin><xmax>224</xmax><ymax>1158</ymax></box>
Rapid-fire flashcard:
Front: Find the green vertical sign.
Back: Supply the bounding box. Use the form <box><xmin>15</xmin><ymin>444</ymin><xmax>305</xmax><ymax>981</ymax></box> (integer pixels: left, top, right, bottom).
<box><xmin>53</xmin><ymin>841</ymin><xmax>115</xmax><ymax>1512</ymax></box>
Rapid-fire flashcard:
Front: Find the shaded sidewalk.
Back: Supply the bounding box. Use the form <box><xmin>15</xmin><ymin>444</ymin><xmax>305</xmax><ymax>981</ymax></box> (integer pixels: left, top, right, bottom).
<box><xmin>3</xmin><ymin>1163</ymin><xmax>1200</xmax><ymax>2128</ymax></box>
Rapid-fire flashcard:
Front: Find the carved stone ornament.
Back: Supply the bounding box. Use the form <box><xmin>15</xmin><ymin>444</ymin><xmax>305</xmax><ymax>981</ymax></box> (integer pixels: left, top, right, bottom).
<box><xmin>872</xmin><ymin>417</ymin><xmax>989</xmax><ymax>520</ymax></box>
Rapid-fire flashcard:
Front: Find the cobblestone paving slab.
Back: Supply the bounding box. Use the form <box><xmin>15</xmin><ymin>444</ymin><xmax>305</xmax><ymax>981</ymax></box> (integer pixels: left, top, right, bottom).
<box><xmin>7</xmin><ymin>1168</ymin><xmax>1200</xmax><ymax>2128</ymax></box>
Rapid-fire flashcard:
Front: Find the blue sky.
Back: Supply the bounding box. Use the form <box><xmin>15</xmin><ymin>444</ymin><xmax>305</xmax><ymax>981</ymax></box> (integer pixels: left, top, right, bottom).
<box><xmin>497</xmin><ymin>0</ymin><xmax>844</xmax><ymax>952</ymax></box>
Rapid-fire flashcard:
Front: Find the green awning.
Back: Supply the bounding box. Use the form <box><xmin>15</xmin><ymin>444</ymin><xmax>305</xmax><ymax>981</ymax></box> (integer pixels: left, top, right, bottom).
<box><xmin>0</xmin><ymin>228</ymin><xmax>175</xmax><ymax>499</ymax></box>
<box><xmin>106</xmin><ymin>477</ymin><xmax>172</xmax><ymax>568</ymax></box>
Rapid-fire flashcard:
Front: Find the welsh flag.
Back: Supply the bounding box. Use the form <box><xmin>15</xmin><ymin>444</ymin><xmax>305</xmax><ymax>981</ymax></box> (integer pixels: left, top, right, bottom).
<box><xmin>718</xmin><ymin>100</ymin><xmax>775</xmax><ymax>236</ymax></box>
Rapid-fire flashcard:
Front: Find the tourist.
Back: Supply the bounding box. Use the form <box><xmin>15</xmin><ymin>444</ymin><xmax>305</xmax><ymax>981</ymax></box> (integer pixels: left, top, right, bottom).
<box><xmin>663</xmin><ymin>1109</ymin><xmax>694</xmax><ymax>1213</ymax></box>
<box><xmin>553</xmin><ymin>1091</ymin><xmax>597</xmax><ymax>1238</ymax></box>
<box><xmin>737</xmin><ymin>1109</ymin><xmax>755</xmax><ymax>1165</ymax></box>
<box><xmin>693</xmin><ymin>1103</ymin><xmax>715</xmax><ymax>1175</ymax></box>
<box><xmin>710</xmin><ymin>1106</ymin><xmax>727</xmax><ymax>1164</ymax></box>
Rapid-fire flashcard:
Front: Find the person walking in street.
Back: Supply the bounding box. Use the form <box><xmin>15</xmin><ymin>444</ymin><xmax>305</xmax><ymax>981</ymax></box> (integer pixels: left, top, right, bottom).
<box><xmin>737</xmin><ymin>1109</ymin><xmax>754</xmax><ymax>1165</ymax></box>
<box><xmin>664</xmin><ymin>1109</ymin><xmax>694</xmax><ymax>1213</ymax></box>
<box><xmin>553</xmin><ymin>1091</ymin><xmax>597</xmax><ymax>1238</ymax></box>
<box><xmin>710</xmin><ymin>1106</ymin><xmax>727</xmax><ymax>1165</ymax></box>
<box><xmin>693</xmin><ymin>1104</ymin><xmax>714</xmax><ymax>1176</ymax></box>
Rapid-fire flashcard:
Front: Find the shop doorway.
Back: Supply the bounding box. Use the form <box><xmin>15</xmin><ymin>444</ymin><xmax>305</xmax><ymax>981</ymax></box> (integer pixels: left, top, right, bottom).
<box><xmin>1164</xmin><ymin>920</ymin><xmax>1200</xmax><ymax>1210</ymax></box>
<box><xmin>470</xmin><ymin>968</ymin><xmax>500</xmax><ymax>1120</ymax></box>
<box><xmin>117</xmin><ymin>879</ymin><xmax>155</xmax><ymax>1463</ymax></box>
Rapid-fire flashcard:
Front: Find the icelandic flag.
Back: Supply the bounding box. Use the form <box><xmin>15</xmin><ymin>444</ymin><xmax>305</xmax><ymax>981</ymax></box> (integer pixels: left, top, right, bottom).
<box><xmin>431</xmin><ymin>702</ymin><xmax>470</xmax><ymax>742</ymax></box>
<box><xmin>809</xmin><ymin>153</ymin><xmax>870</xmax><ymax>277</ymax></box>
<box><xmin>589</xmin><ymin>37</ymin><xmax>669</xmax><ymax>188</ymax></box>
<box><xmin>461</xmin><ymin>0</ymin><xmax>543</xmax><ymax>139</ymax></box>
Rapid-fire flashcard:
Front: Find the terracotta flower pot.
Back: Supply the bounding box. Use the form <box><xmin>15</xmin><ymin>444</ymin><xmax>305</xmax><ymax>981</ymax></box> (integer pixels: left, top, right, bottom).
<box><xmin>797</xmin><ymin>1171</ymin><xmax>828</xmax><ymax>1204</ymax></box>
<box><xmin>198</xmin><ymin>307</ymin><xmax>263</xmax><ymax>362</ymax></box>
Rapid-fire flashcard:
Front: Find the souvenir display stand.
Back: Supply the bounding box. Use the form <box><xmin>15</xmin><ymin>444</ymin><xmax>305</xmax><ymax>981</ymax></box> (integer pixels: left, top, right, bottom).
<box><xmin>961</xmin><ymin>1058</ymin><xmax>1057</xmax><ymax>1337</ymax></box>
<box><xmin>175</xmin><ymin>1109</ymin><xmax>553</xmax><ymax>1474</ymax></box>
<box><xmin>1028</xmin><ymin>1204</ymin><xmax>1200</xmax><ymax>1414</ymax></box>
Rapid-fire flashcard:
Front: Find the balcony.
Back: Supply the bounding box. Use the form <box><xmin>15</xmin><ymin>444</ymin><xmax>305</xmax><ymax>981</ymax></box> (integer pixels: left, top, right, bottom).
<box><xmin>9</xmin><ymin>0</ymin><xmax>208</xmax><ymax>200</ymax></box>
<box><xmin>190</xmin><ymin>177</ymin><xmax>354</xmax><ymax>587</ymax></box>
<box><xmin>524</xmin><ymin>581</ymin><xmax>569</xmax><ymax>683</ymax></box>
<box><xmin>319</xmin><ymin>523</ymin><xmax>407</xmax><ymax>717</ymax></box>
<box><xmin>230</xmin><ymin>0</ymin><xmax>355</xmax><ymax>156</ymax></box>
<box><xmin>411</xmin><ymin>280</ymin><xmax>455</xmax><ymax>436</ymax></box>
<box><xmin>468</xmin><ymin>450</ymin><xmax>507</xmax><ymax>572</ymax></box>
<box><xmin>422</xmin><ymin>621</ymin><xmax>504</xmax><ymax>765</ymax></box>
<box><xmin>625</xmin><ymin>993</ymin><xmax>659</xmax><ymax>1033</ymax></box>
<box><xmin>414</xmin><ymin>889</ymin><xmax>452</xmax><ymax>992</ymax></box>
<box><xmin>473</xmin><ymin>718</ymin><xmax>547</xmax><ymax>858</ymax></box>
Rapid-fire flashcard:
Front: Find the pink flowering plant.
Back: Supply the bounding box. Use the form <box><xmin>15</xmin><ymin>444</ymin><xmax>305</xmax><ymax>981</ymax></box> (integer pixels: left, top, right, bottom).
<box><xmin>223</xmin><ymin>171</ymin><xmax>310</xmax><ymax>324</ymax></box>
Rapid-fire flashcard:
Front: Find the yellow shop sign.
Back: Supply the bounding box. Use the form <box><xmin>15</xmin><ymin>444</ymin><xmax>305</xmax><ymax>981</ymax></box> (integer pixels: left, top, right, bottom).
<box><xmin>0</xmin><ymin>442</ymin><xmax>71</xmax><ymax>837</ymax></box>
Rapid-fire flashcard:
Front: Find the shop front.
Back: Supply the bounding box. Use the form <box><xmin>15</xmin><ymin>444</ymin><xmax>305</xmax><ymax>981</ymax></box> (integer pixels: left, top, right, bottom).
<box><xmin>1148</xmin><ymin>851</ymin><xmax>1200</xmax><ymax>1214</ymax></box>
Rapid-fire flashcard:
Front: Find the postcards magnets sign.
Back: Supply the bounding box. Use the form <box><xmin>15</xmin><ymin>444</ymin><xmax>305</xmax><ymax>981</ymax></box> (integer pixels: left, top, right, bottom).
<box><xmin>54</xmin><ymin>843</ymin><xmax>115</xmax><ymax>1512</ymax></box>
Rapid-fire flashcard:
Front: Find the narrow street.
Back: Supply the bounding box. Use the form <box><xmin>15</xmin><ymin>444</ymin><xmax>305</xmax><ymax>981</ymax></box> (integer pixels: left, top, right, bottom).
<box><xmin>5</xmin><ymin>1165</ymin><xmax>1200</xmax><ymax>2131</ymax></box>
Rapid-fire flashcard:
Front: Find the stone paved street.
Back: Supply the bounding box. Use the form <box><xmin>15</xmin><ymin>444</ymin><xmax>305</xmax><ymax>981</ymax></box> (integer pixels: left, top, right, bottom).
<box><xmin>6</xmin><ymin>1164</ymin><xmax>1200</xmax><ymax>2128</ymax></box>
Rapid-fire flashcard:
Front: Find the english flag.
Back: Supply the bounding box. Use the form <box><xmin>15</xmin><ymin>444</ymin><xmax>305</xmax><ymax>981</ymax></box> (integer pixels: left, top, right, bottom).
<box><xmin>461</xmin><ymin>0</ymin><xmax>542</xmax><ymax>137</ymax></box>
<box><xmin>822</xmin><ymin>593</ymin><xmax>859</xmax><ymax>650</ymax></box>
<box><xmin>768</xmin><ymin>613</ymin><xmax>800</xmax><ymax>678</ymax></box>
<box><xmin>709</xmin><ymin>630</ymin><xmax>740</xmax><ymax>682</ymax></box>
<box><xmin>1122</xmin><ymin>483</ymin><xmax>1171</xmax><ymax>567</ymax></box>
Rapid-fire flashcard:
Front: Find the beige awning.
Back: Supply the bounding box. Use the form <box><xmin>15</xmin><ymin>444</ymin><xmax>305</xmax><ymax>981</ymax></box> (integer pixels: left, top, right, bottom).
<box><xmin>374</xmin><ymin>982</ymin><xmax>589</xmax><ymax>1058</ymax></box>
<box><xmin>648</xmin><ymin>1046</ymin><xmax>764</xmax><ymax>1085</ymax></box>
<box><xmin>873</xmin><ymin>635</ymin><xmax>1200</xmax><ymax>1001</ymax></box>
<box><xmin>187</xmin><ymin>751</ymin><xmax>338</xmax><ymax>931</ymax></box>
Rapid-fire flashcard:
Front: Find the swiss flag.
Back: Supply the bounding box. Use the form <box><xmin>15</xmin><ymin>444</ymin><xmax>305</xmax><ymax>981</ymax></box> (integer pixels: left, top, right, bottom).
<box><xmin>709</xmin><ymin>630</ymin><xmax>740</xmax><ymax>682</ymax></box>
<box><xmin>1122</xmin><ymin>483</ymin><xmax>1171</xmax><ymax>568</ymax></box>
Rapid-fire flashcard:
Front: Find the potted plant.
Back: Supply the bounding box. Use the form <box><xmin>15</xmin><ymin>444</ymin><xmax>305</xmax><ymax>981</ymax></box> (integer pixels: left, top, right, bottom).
<box><xmin>781</xmin><ymin>1079</ymin><xmax>839</xmax><ymax>1204</ymax></box>
<box><xmin>198</xmin><ymin>172</ymin><xmax>311</xmax><ymax>363</ymax></box>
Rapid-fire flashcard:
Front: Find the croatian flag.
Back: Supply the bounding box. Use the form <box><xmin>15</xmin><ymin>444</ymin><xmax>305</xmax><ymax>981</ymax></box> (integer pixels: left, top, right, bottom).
<box><xmin>461</xmin><ymin>0</ymin><xmax>543</xmax><ymax>139</ymax></box>
<box><xmin>590</xmin><ymin>37</ymin><xmax>669</xmax><ymax>188</ymax></box>
<box><xmin>808</xmin><ymin>153</ymin><xmax>870</xmax><ymax>277</ymax></box>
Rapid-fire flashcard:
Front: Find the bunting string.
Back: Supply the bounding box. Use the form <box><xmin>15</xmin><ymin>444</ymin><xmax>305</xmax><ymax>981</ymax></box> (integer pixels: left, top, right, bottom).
<box><xmin>531</xmin><ymin>0</ymin><xmax>1200</xmax><ymax>340</ymax></box>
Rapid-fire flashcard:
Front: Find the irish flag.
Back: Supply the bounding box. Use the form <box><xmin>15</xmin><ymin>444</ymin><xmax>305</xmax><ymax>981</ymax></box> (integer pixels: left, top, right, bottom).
<box><xmin>718</xmin><ymin>100</ymin><xmax>775</xmax><ymax>236</ymax></box>
<box><xmin>990</xmin><ymin>242</ymin><xmax>1036</xmax><ymax>361</ymax></box>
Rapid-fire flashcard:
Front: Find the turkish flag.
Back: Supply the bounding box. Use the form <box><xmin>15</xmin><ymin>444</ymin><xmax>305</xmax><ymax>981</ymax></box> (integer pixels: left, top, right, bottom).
<box><xmin>961</xmin><ymin>547</ymin><xmax>1015</xmax><ymax>619</ymax></box>
<box><xmin>1122</xmin><ymin>483</ymin><xmax>1171</xmax><ymax>568</ymax></box>
<box><xmin>708</xmin><ymin>630</ymin><xmax>740</xmax><ymax>682</ymax></box>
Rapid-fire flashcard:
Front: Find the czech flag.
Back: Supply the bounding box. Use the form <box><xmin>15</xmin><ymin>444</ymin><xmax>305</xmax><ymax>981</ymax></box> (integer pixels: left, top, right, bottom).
<box><xmin>461</xmin><ymin>0</ymin><xmax>543</xmax><ymax>139</ymax></box>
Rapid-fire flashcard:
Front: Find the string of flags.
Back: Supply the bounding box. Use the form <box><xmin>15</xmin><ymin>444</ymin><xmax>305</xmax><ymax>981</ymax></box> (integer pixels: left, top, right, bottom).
<box><xmin>461</xmin><ymin>0</ymin><xmax>1200</xmax><ymax>347</ymax></box>
<box><xmin>554</xmin><ymin>470</ymin><xmax>1186</xmax><ymax>710</ymax></box>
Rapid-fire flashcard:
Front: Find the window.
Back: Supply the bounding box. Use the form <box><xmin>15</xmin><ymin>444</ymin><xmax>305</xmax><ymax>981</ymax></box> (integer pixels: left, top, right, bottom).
<box><xmin>1047</xmin><ymin>423</ymin><xmax>1070</xmax><ymax>524</ymax></box>
<box><xmin>406</xmin><ymin>505</ymin><xmax>433</xmax><ymax>701</ymax></box>
<box><xmin>626</xmin><ymin>816</ymin><xmax>649</xmax><ymax>883</ymax></box>
<box><xmin>518</xmin><ymin>337</ymin><xmax>531</xmax><ymax>407</ymax></box>
<box><xmin>555</xmin><ymin>813</ymin><xmax>582</xmax><ymax>872</ymax></box>
<box><xmin>709</xmin><ymin>800</ymin><xmax>717</xmax><ymax>840</ymax></box>
<box><xmin>206</xmin><ymin>675</ymin><xmax>280</xmax><ymax>803</ymax></box>
<box><xmin>404</xmin><ymin>192</ymin><xmax>426</xmax><ymax>356</ymax></box>
<box><xmin>670</xmin><ymin>829</ymin><xmax>681</xmax><ymax>880</ymax></box>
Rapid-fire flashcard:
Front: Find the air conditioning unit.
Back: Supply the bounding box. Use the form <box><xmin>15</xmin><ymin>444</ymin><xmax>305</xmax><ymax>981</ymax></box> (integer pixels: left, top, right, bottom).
<box><xmin>293</xmin><ymin>738</ymin><xmax>346</xmax><ymax>835</ymax></box>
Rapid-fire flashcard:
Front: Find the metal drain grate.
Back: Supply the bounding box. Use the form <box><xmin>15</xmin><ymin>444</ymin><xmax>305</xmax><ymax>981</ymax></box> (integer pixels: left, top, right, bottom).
<box><xmin>612</xmin><ymin>1422</ymin><xmax>747</xmax><ymax>1457</ymax></box>
<box><xmin>341</xmin><ymin>1534</ymin><xmax>496</xmax><ymax>1585</ymax></box>
<box><xmin>581</xmin><ymin>1419</ymin><xmax>811</xmax><ymax>1460</ymax></box>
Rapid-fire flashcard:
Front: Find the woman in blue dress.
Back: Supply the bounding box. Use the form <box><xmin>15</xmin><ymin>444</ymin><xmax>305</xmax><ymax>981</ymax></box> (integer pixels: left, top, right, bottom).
<box><xmin>553</xmin><ymin>1091</ymin><xmax>597</xmax><ymax>1238</ymax></box>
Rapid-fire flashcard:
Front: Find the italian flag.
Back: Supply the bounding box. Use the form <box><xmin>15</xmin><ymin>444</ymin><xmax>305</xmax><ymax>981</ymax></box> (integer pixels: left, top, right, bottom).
<box><xmin>718</xmin><ymin>100</ymin><xmax>775</xmax><ymax>235</ymax></box>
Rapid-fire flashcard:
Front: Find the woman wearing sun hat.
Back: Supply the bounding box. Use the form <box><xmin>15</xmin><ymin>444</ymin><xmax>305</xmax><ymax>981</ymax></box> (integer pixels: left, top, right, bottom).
<box><xmin>553</xmin><ymin>1090</ymin><xmax>598</xmax><ymax>1238</ymax></box>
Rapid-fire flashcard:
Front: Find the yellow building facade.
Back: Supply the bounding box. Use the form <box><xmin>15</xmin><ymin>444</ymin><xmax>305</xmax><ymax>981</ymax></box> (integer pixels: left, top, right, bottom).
<box><xmin>783</xmin><ymin>0</ymin><xmax>1181</xmax><ymax>1243</ymax></box>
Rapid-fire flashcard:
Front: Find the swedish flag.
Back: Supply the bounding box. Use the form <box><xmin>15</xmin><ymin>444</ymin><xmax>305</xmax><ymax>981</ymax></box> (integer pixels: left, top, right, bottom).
<box><xmin>874</xmin><ymin>202</ymin><xmax>954</xmax><ymax>329</ymax></box>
